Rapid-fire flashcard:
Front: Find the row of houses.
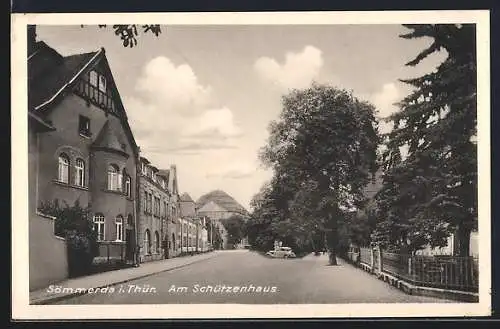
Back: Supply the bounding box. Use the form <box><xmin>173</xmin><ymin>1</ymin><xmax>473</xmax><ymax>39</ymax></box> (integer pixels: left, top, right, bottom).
<box><xmin>27</xmin><ymin>27</ymin><xmax>238</xmax><ymax>291</ymax></box>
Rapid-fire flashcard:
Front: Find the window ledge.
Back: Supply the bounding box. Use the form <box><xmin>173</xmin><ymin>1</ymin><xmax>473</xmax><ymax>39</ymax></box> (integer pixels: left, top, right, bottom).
<box><xmin>79</xmin><ymin>133</ymin><xmax>92</xmax><ymax>139</ymax></box>
<box><xmin>103</xmin><ymin>189</ymin><xmax>125</xmax><ymax>196</ymax></box>
<box><xmin>52</xmin><ymin>180</ymin><xmax>89</xmax><ymax>191</ymax></box>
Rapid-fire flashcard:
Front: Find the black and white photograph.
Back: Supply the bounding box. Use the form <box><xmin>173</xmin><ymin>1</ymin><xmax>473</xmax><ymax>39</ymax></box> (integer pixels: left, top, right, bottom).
<box><xmin>12</xmin><ymin>11</ymin><xmax>491</xmax><ymax>319</ymax></box>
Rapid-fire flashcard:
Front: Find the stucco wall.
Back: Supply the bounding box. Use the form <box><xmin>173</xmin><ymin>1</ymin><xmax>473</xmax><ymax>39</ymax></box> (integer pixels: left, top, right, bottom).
<box><xmin>37</xmin><ymin>93</ymin><xmax>137</xmax><ymax>259</ymax></box>
<box><xmin>29</xmin><ymin>213</ymin><xmax>68</xmax><ymax>291</ymax></box>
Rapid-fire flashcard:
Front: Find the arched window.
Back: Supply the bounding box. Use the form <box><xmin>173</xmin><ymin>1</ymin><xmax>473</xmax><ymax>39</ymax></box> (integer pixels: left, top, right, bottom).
<box><xmin>107</xmin><ymin>164</ymin><xmax>121</xmax><ymax>191</ymax></box>
<box><xmin>154</xmin><ymin>231</ymin><xmax>160</xmax><ymax>253</ymax></box>
<box><xmin>125</xmin><ymin>175</ymin><xmax>131</xmax><ymax>197</ymax></box>
<box><xmin>115</xmin><ymin>215</ymin><xmax>123</xmax><ymax>241</ymax></box>
<box><xmin>144</xmin><ymin>229</ymin><xmax>151</xmax><ymax>254</ymax></box>
<box><xmin>58</xmin><ymin>154</ymin><xmax>70</xmax><ymax>183</ymax></box>
<box><xmin>127</xmin><ymin>214</ymin><xmax>133</xmax><ymax>226</ymax></box>
<box><xmin>74</xmin><ymin>158</ymin><xmax>85</xmax><ymax>187</ymax></box>
<box><xmin>93</xmin><ymin>214</ymin><xmax>105</xmax><ymax>241</ymax></box>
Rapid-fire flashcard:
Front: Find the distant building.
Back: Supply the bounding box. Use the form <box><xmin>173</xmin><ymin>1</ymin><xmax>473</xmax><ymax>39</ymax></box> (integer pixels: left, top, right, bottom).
<box><xmin>157</xmin><ymin>165</ymin><xmax>182</xmax><ymax>258</ymax></box>
<box><xmin>196</xmin><ymin>190</ymin><xmax>250</xmax><ymax>249</ymax></box>
<box><xmin>138</xmin><ymin>157</ymin><xmax>171</xmax><ymax>262</ymax></box>
<box><xmin>180</xmin><ymin>193</ymin><xmax>209</xmax><ymax>253</ymax></box>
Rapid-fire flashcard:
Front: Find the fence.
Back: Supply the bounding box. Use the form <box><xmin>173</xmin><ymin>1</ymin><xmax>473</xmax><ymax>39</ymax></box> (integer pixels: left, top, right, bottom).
<box><xmin>346</xmin><ymin>246</ymin><xmax>478</xmax><ymax>293</ymax></box>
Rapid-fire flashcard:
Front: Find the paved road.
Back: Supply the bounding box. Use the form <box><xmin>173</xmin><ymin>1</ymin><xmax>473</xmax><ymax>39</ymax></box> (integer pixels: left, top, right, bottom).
<box><xmin>54</xmin><ymin>250</ymin><xmax>452</xmax><ymax>304</ymax></box>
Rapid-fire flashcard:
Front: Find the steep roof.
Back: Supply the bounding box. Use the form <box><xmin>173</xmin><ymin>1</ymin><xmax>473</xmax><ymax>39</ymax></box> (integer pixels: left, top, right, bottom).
<box><xmin>196</xmin><ymin>190</ymin><xmax>248</xmax><ymax>215</ymax></box>
<box><xmin>91</xmin><ymin>120</ymin><xmax>128</xmax><ymax>155</ymax></box>
<box><xmin>157</xmin><ymin>169</ymin><xmax>170</xmax><ymax>182</ymax></box>
<box><xmin>27</xmin><ymin>40</ymin><xmax>140</xmax><ymax>161</ymax></box>
<box><xmin>28</xmin><ymin>41</ymin><xmax>100</xmax><ymax>110</ymax></box>
<box><xmin>180</xmin><ymin>193</ymin><xmax>194</xmax><ymax>203</ymax></box>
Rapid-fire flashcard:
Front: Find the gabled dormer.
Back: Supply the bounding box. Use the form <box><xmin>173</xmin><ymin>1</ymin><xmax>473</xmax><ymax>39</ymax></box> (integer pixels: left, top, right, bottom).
<box><xmin>91</xmin><ymin>120</ymin><xmax>129</xmax><ymax>158</ymax></box>
<box><xmin>72</xmin><ymin>55</ymin><xmax>122</xmax><ymax>118</ymax></box>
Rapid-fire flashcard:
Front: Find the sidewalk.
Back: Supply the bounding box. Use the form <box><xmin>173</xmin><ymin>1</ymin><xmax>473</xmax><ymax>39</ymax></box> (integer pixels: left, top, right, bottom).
<box><xmin>30</xmin><ymin>251</ymin><xmax>220</xmax><ymax>305</ymax></box>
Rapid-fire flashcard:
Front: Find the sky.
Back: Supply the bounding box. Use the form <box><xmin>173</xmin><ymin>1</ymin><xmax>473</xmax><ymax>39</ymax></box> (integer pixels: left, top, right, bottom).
<box><xmin>36</xmin><ymin>24</ymin><xmax>447</xmax><ymax>210</ymax></box>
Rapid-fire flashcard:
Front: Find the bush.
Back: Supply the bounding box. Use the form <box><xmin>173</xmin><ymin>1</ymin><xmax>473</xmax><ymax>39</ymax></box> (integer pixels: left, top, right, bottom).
<box><xmin>38</xmin><ymin>199</ymin><xmax>98</xmax><ymax>277</ymax></box>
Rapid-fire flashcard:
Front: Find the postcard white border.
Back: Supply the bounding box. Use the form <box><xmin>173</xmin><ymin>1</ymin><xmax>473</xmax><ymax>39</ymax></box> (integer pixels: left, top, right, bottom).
<box><xmin>11</xmin><ymin>10</ymin><xmax>491</xmax><ymax>319</ymax></box>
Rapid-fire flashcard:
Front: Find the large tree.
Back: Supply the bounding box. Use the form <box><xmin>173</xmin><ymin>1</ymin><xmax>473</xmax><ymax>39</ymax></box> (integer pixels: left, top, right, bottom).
<box><xmin>221</xmin><ymin>215</ymin><xmax>247</xmax><ymax>247</ymax></box>
<box><xmin>375</xmin><ymin>24</ymin><xmax>477</xmax><ymax>256</ymax></box>
<box><xmin>260</xmin><ymin>83</ymin><xmax>380</xmax><ymax>265</ymax></box>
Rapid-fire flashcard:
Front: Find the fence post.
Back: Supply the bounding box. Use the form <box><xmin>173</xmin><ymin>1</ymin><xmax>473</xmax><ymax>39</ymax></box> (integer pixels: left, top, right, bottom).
<box><xmin>408</xmin><ymin>257</ymin><xmax>412</xmax><ymax>276</ymax></box>
<box><xmin>378</xmin><ymin>248</ymin><xmax>383</xmax><ymax>273</ymax></box>
<box><xmin>370</xmin><ymin>247</ymin><xmax>375</xmax><ymax>271</ymax></box>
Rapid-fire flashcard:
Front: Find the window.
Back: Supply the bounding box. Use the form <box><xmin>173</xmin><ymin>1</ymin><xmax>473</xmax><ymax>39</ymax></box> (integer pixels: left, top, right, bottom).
<box><xmin>154</xmin><ymin>197</ymin><xmax>160</xmax><ymax>217</ymax></box>
<box><xmin>89</xmin><ymin>70</ymin><xmax>98</xmax><ymax>87</ymax></box>
<box><xmin>78</xmin><ymin>115</ymin><xmax>91</xmax><ymax>137</ymax></box>
<box><xmin>115</xmin><ymin>216</ymin><xmax>123</xmax><ymax>241</ymax></box>
<box><xmin>125</xmin><ymin>176</ymin><xmax>131</xmax><ymax>197</ymax></box>
<box><xmin>99</xmin><ymin>75</ymin><xmax>107</xmax><ymax>93</ymax></box>
<box><xmin>154</xmin><ymin>231</ymin><xmax>160</xmax><ymax>253</ymax></box>
<box><xmin>152</xmin><ymin>173</ymin><xmax>157</xmax><ymax>183</ymax></box>
<box><xmin>58</xmin><ymin>154</ymin><xmax>70</xmax><ymax>183</ymax></box>
<box><xmin>141</xmin><ymin>163</ymin><xmax>147</xmax><ymax>175</ymax></box>
<box><xmin>163</xmin><ymin>201</ymin><xmax>167</xmax><ymax>218</ymax></box>
<box><xmin>144</xmin><ymin>230</ymin><xmax>151</xmax><ymax>254</ymax></box>
<box><xmin>147</xmin><ymin>193</ymin><xmax>152</xmax><ymax>214</ymax></box>
<box><xmin>127</xmin><ymin>214</ymin><xmax>133</xmax><ymax>226</ymax></box>
<box><xmin>107</xmin><ymin>164</ymin><xmax>121</xmax><ymax>191</ymax></box>
<box><xmin>93</xmin><ymin>214</ymin><xmax>105</xmax><ymax>241</ymax></box>
<box><xmin>74</xmin><ymin>158</ymin><xmax>85</xmax><ymax>187</ymax></box>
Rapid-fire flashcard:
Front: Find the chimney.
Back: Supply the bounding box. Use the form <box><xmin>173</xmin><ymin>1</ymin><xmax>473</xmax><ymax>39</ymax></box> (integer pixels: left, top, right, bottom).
<box><xmin>27</xmin><ymin>25</ymin><xmax>37</xmax><ymax>56</ymax></box>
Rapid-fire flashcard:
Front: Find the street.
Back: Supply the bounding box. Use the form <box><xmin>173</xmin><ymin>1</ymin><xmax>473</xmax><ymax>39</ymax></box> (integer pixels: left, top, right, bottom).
<box><xmin>54</xmin><ymin>250</ymin><xmax>452</xmax><ymax>304</ymax></box>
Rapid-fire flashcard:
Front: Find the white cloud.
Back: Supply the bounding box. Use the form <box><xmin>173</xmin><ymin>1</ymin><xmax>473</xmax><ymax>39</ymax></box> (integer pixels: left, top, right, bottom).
<box><xmin>135</xmin><ymin>56</ymin><xmax>212</xmax><ymax>115</ymax></box>
<box><xmin>254</xmin><ymin>45</ymin><xmax>324</xmax><ymax>90</ymax></box>
<box><xmin>182</xmin><ymin>107</ymin><xmax>243</xmax><ymax>139</ymax></box>
<box><xmin>125</xmin><ymin>56</ymin><xmax>243</xmax><ymax>156</ymax></box>
<box><xmin>369</xmin><ymin>82</ymin><xmax>402</xmax><ymax>135</ymax></box>
<box><xmin>205</xmin><ymin>160</ymin><xmax>258</xmax><ymax>180</ymax></box>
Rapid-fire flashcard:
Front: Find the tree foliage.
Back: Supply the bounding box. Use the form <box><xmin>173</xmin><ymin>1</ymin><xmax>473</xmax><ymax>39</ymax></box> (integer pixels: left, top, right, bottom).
<box><xmin>220</xmin><ymin>215</ymin><xmax>247</xmax><ymax>247</ymax></box>
<box><xmin>81</xmin><ymin>25</ymin><xmax>162</xmax><ymax>48</ymax></box>
<box><xmin>252</xmin><ymin>83</ymin><xmax>380</xmax><ymax>264</ymax></box>
<box><xmin>373</xmin><ymin>24</ymin><xmax>477</xmax><ymax>255</ymax></box>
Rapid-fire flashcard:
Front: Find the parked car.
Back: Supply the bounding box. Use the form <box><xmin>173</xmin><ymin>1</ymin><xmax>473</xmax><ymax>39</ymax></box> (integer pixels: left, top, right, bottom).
<box><xmin>266</xmin><ymin>247</ymin><xmax>296</xmax><ymax>258</ymax></box>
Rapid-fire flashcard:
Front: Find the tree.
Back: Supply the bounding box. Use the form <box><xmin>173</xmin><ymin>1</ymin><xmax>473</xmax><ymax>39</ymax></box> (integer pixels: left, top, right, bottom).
<box><xmin>260</xmin><ymin>83</ymin><xmax>380</xmax><ymax>265</ymax></box>
<box><xmin>92</xmin><ymin>25</ymin><xmax>162</xmax><ymax>48</ymax></box>
<box><xmin>221</xmin><ymin>215</ymin><xmax>247</xmax><ymax>248</ymax></box>
<box><xmin>205</xmin><ymin>218</ymin><xmax>223</xmax><ymax>250</ymax></box>
<box><xmin>375</xmin><ymin>24</ymin><xmax>477</xmax><ymax>256</ymax></box>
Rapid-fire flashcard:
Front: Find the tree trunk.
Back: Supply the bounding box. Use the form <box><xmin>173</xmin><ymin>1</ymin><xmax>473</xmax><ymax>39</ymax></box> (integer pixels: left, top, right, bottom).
<box><xmin>325</xmin><ymin>219</ymin><xmax>339</xmax><ymax>265</ymax></box>
<box><xmin>328</xmin><ymin>248</ymin><xmax>338</xmax><ymax>265</ymax></box>
<box><xmin>455</xmin><ymin>224</ymin><xmax>471</xmax><ymax>257</ymax></box>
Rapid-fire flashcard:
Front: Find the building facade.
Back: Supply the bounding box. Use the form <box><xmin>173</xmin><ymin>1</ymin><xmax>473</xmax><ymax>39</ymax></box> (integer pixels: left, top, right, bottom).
<box><xmin>179</xmin><ymin>193</ymin><xmax>209</xmax><ymax>253</ymax></box>
<box><xmin>196</xmin><ymin>190</ymin><xmax>250</xmax><ymax>249</ymax></box>
<box><xmin>28</xmin><ymin>34</ymin><xmax>140</xmax><ymax>265</ymax></box>
<box><xmin>138</xmin><ymin>157</ymin><xmax>171</xmax><ymax>262</ymax></box>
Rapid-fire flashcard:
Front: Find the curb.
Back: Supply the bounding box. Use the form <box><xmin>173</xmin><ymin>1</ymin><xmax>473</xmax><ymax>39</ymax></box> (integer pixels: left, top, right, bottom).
<box><xmin>30</xmin><ymin>253</ymin><xmax>218</xmax><ymax>305</ymax></box>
